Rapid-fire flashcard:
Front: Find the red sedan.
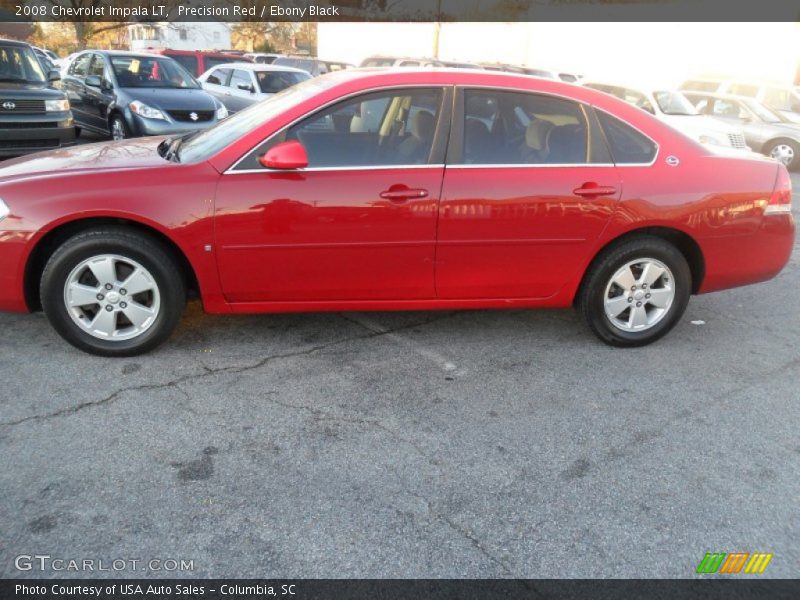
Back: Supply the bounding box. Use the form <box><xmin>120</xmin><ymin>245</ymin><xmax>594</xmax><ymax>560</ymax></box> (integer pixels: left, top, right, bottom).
<box><xmin>0</xmin><ymin>69</ymin><xmax>794</xmax><ymax>356</ymax></box>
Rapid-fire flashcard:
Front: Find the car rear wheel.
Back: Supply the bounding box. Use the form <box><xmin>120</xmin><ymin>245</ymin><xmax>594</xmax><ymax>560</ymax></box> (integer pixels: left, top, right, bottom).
<box><xmin>40</xmin><ymin>228</ymin><xmax>186</xmax><ymax>356</ymax></box>
<box><xmin>110</xmin><ymin>115</ymin><xmax>130</xmax><ymax>141</ymax></box>
<box><xmin>766</xmin><ymin>139</ymin><xmax>800</xmax><ymax>170</ymax></box>
<box><xmin>578</xmin><ymin>236</ymin><xmax>692</xmax><ymax>347</ymax></box>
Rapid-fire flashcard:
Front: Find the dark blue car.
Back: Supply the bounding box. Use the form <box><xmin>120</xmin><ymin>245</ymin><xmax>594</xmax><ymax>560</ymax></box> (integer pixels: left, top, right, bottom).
<box><xmin>62</xmin><ymin>50</ymin><xmax>228</xmax><ymax>140</ymax></box>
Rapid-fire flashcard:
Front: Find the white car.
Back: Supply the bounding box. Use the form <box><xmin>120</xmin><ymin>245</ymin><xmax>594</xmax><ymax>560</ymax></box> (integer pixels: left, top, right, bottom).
<box><xmin>680</xmin><ymin>78</ymin><xmax>800</xmax><ymax>124</ymax></box>
<box><xmin>197</xmin><ymin>62</ymin><xmax>311</xmax><ymax>114</ymax></box>
<box><xmin>583</xmin><ymin>81</ymin><xmax>748</xmax><ymax>151</ymax></box>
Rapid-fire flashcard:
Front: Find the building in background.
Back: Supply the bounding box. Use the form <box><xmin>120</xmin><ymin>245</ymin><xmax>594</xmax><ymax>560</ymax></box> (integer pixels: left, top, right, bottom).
<box><xmin>128</xmin><ymin>22</ymin><xmax>231</xmax><ymax>52</ymax></box>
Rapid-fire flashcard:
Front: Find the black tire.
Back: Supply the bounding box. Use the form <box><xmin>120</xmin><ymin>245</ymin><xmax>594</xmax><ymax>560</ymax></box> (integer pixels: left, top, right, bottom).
<box><xmin>577</xmin><ymin>236</ymin><xmax>692</xmax><ymax>347</ymax></box>
<box><xmin>764</xmin><ymin>139</ymin><xmax>800</xmax><ymax>171</ymax></box>
<box><xmin>40</xmin><ymin>227</ymin><xmax>186</xmax><ymax>356</ymax></box>
<box><xmin>74</xmin><ymin>126</ymin><xmax>81</xmax><ymax>139</ymax></box>
<box><xmin>109</xmin><ymin>114</ymin><xmax>131</xmax><ymax>140</ymax></box>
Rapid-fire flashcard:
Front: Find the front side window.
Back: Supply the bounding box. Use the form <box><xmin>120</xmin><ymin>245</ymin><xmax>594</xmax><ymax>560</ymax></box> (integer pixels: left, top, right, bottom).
<box><xmin>232</xmin><ymin>87</ymin><xmax>444</xmax><ymax>170</ymax></box>
<box><xmin>110</xmin><ymin>55</ymin><xmax>198</xmax><ymax>89</ymax></box>
<box><xmin>459</xmin><ymin>89</ymin><xmax>592</xmax><ymax>165</ymax></box>
<box><xmin>88</xmin><ymin>54</ymin><xmax>107</xmax><ymax>79</ymax></box>
<box><xmin>596</xmin><ymin>110</ymin><xmax>657</xmax><ymax>165</ymax></box>
<box><xmin>230</xmin><ymin>69</ymin><xmax>253</xmax><ymax>91</ymax></box>
<box><xmin>256</xmin><ymin>70</ymin><xmax>310</xmax><ymax>94</ymax></box>
<box><xmin>710</xmin><ymin>99</ymin><xmax>748</xmax><ymax>120</ymax></box>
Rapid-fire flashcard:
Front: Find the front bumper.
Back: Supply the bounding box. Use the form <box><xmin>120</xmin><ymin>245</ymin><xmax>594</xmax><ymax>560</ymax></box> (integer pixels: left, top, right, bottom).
<box><xmin>127</xmin><ymin>111</ymin><xmax>218</xmax><ymax>137</ymax></box>
<box><xmin>0</xmin><ymin>111</ymin><xmax>76</xmax><ymax>157</ymax></box>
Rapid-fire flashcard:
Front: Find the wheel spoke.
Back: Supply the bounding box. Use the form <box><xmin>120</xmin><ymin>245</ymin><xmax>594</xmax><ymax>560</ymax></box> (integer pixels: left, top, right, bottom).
<box><xmin>122</xmin><ymin>301</ymin><xmax>156</xmax><ymax>328</ymax></box>
<box><xmin>612</xmin><ymin>266</ymin><xmax>636</xmax><ymax>290</ymax></box>
<box><xmin>647</xmin><ymin>288</ymin><xmax>673</xmax><ymax>308</ymax></box>
<box><xmin>605</xmin><ymin>295</ymin><xmax>630</xmax><ymax>318</ymax></box>
<box><xmin>67</xmin><ymin>282</ymin><xmax>100</xmax><ymax>307</ymax></box>
<box><xmin>121</xmin><ymin>268</ymin><xmax>155</xmax><ymax>296</ymax></box>
<box><xmin>87</xmin><ymin>257</ymin><xmax>117</xmax><ymax>286</ymax></box>
<box><xmin>640</xmin><ymin>262</ymin><xmax>665</xmax><ymax>286</ymax></box>
<box><xmin>90</xmin><ymin>308</ymin><xmax>118</xmax><ymax>337</ymax></box>
<box><xmin>628</xmin><ymin>305</ymin><xmax>649</xmax><ymax>329</ymax></box>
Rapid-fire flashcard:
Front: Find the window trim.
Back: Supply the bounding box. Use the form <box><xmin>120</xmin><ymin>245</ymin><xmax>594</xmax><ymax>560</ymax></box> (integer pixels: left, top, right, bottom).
<box><xmin>592</xmin><ymin>106</ymin><xmax>660</xmax><ymax>167</ymax></box>
<box><xmin>225</xmin><ymin>85</ymin><xmax>453</xmax><ymax>174</ymax></box>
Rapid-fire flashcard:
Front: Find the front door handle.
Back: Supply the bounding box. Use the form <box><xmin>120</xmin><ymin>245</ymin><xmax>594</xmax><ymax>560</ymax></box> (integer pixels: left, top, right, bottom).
<box><xmin>380</xmin><ymin>186</ymin><xmax>429</xmax><ymax>203</ymax></box>
<box><xmin>573</xmin><ymin>182</ymin><xmax>617</xmax><ymax>198</ymax></box>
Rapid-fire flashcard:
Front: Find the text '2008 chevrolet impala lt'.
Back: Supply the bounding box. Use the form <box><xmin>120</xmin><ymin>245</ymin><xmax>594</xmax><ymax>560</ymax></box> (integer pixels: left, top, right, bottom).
<box><xmin>0</xmin><ymin>69</ymin><xmax>794</xmax><ymax>356</ymax></box>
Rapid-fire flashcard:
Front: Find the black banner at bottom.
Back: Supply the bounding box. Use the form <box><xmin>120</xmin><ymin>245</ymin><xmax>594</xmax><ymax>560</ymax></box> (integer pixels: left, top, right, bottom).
<box><xmin>2</xmin><ymin>579</ymin><xmax>800</xmax><ymax>600</ymax></box>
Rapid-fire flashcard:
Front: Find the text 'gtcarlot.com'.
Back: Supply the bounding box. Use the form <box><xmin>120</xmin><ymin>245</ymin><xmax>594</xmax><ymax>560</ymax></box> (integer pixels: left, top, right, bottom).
<box><xmin>14</xmin><ymin>554</ymin><xmax>194</xmax><ymax>572</ymax></box>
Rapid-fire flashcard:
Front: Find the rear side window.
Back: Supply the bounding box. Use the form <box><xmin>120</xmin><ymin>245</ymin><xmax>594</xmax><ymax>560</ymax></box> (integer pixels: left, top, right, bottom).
<box><xmin>596</xmin><ymin>111</ymin><xmax>657</xmax><ymax>165</ymax></box>
<box><xmin>459</xmin><ymin>89</ymin><xmax>595</xmax><ymax>165</ymax></box>
<box><xmin>70</xmin><ymin>53</ymin><xmax>91</xmax><ymax>77</ymax></box>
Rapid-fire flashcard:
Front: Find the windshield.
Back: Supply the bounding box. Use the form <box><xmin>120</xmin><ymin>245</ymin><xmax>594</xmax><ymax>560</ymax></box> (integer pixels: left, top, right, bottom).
<box><xmin>110</xmin><ymin>55</ymin><xmax>199</xmax><ymax>89</ymax></box>
<box><xmin>0</xmin><ymin>44</ymin><xmax>46</xmax><ymax>83</ymax></box>
<box><xmin>178</xmin><ymin>76</ymin><xmax>334</xmax><ymax>163</ymax></box>
<box><xmin>653</xmin><ymin>91</ymin><xmax>698</xmax><ymax>115</ymax></box>
<box><xmin>256</xmin><ymin>70</ymin><xmax>310</xmax><ymax>94</ymax></box>
<box><xmin>745</xmin><ymin>99</ymin><xmax>783</xmax><ymax>123</ymax></box>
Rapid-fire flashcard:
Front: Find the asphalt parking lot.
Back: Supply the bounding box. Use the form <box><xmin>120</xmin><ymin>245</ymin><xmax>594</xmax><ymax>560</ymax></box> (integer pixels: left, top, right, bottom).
<box><xmin>0</xmin><ymin>148</ymin><xmax>798</xmax><ymax>578</ymax></box>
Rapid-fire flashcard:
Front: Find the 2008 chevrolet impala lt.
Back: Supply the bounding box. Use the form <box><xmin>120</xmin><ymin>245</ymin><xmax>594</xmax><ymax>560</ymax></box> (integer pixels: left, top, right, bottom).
<box><xmin>0</xmin><ymin>69</ymin><xmax>794</xmax><ymax>355</ymax></box>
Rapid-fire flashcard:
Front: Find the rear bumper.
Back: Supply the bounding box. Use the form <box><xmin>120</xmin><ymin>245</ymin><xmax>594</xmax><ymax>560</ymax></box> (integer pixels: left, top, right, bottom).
<box><xmin>0</xmin><ymin>112</ymin><xmax>76</xmax><ymax>157</ymax></box>
<box><xmin>0</xmin><ymin>231</ymin><xmax>34</xmax><ymax>313</ymax></box>
<box><xmin>699</xmin><ymin>214</ymin><xmax>796</xmax><ymax>293</ymax></box>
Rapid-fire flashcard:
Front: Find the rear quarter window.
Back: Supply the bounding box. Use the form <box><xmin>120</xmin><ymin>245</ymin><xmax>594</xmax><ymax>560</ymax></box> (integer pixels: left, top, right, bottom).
<box><xmin>596</xmin><ymin>111</ymin><xmax>657</xmax><ymax>165</ymax></box>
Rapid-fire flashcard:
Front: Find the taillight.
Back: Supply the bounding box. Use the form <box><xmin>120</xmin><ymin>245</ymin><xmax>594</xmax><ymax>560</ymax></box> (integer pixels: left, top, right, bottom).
<box><xmin>765</xmin><ymin>165</ymin><xmax>793</xmax><ymax>215</ymax></box>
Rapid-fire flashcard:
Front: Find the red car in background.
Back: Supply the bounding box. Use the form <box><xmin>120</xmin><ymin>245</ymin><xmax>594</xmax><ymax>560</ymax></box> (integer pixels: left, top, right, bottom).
<box><xmin>0</xmin><ymin>69</ymin><xmax>794</xmax><ymax>355</ymax></box>
<box><xmin>146</xmin><ymin>48</ymin><xmax>252</xmax><ymax>78</ymax></box>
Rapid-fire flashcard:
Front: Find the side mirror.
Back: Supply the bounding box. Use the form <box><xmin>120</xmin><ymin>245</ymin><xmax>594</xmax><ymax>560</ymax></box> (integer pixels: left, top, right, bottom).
<box><xmin>85</xmin><ymin>74</ymin><xmax>102</xmax><ymax>88</ymax></box>
<box><xmin>259</xmin><ymin>140</ymin><xmax>308</xmax><ymax>170</ymax></box>
<box><xmin>48</xmin><ymin>69</ymin><xmax>61</xmax><ymax>82</ymax></box>
<box><xmin>238</xmin><ymin>83</ymin><xmax>255</xmax><ymax>93</ymax></box>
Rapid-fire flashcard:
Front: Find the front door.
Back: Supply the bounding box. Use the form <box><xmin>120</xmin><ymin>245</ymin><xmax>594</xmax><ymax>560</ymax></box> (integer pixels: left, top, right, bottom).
<box><xmin>214</xmin><ymin>86</ymin><xmax>451</xmax><ymax>303</ymax></box>
<box><xmin>436</xmin><ymin>88</ymin><xmax>622</xmax><ymax>299</ymax></box>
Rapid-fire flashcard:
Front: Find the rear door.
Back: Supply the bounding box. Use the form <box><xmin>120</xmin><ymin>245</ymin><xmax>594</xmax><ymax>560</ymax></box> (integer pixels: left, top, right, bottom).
<box><xmin>201</xmin><ymin>67</ymin><xmax>232</xmax><ymax>107</ymax></box>
<box><xmin>62</xmin><ymin>52</ymin><xmax>92</xmax><ymax>129</ymax></box>
<box><xmin>83</xmin><ymin>53</ymin><xmax>113</xmax><ymax>131</ymax></box>
<box><xmin>435</xmin><ymin>87</ymin><xmax>622</xmax><ymax>299</ymax></box>
<box><xmin>227</xmin><ymin>69</ymin><xmax>257</xmax><ymax>112</ymax></box>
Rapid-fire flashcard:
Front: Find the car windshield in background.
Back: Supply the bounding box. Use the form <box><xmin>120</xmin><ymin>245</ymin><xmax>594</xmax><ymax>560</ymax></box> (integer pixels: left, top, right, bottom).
<box><xmin>178</xmin><ymin>76</ymin><xmax>333</xmax><ymax>163</ymax></box>
<box><xmin>256</xmin><ymin>71</ymin><xmax>310</xmax><ymax>94</ymax></box>
<box><xmin>0</xmin><ymin>44</ymin><xmax>46</xmax><ymax>83</ymax></box>
<box><xmin>110</xmin><ymin>55</ymin><xmax>199</xmax><ymax>89</ymax></box>
<box><xmin>653</xmin><ymin>91</ymin><xmax>698</xmax><ymax>115</ymax></box>
<box><xmin>745</xmin><ymin>99</ymin><xmax>783</xmax><ymax>123</ymax></box>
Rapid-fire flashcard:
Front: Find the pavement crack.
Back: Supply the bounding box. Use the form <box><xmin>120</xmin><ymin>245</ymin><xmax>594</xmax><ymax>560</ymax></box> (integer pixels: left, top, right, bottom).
<box><xmin>0</xmin><ymin>317</ymin><xmax>452</xmax><ymax>430</ymax></box>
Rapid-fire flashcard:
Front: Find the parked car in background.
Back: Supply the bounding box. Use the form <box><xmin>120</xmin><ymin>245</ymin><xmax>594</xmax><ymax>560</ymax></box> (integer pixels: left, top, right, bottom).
<box><xmin>146</xmin><ymin>48</ymin><xmax>252</xmax><ymax>78</ymax></box>
<box><xmin>684</xmin><ymin>91</ymin><xmax>800</xmax><ymax>170</ymax></box>
<box><xmin>360</xmin><ymin>56</ymin><xmax>444</xmax><ymax>68</ymax></box>
<box><xmin>199</xmin><ymin>63</ymin><xmax>310</xmax><ymax>113</ymax></box>
<box><xmin>680</xmin><ymin>79</ymin><xmax>800</xmax><ymax>124</ymax></box>
<box><xmin>437</xmin><ymin>60</ymin><xmax>482</xmax><ymax>69</ymax></box>
<box><xmin>0</xmin><ymin>38</ymin><xmax>75</xmax><ymax>156</ymax></box>
<box><xmin>272</xmin><ymin>56</ymin><xmax>351</xmax><ymax>77</ymax></box>
<box><xmin>0</xmin><ymin>69</ymin><xmax>793</xmax><ymax>355</ymax></box>
<box><xmin>243</xmin><ymin>53</ymin><xmax>284</xmax><ymax>64</ymax></box>
<box><xmin>31</xmin><ymin>46</ymin><xmax>58</xmax><ymax>62</ymax></box>
<box><xmin>583</xmin><ymin>81</ymin><xmax>747</xmax><ymax>151</ymax></box>
<box><xmin>62</xmin><ymin>50</ymin><xmax>227</xmax><ymax>140</ymax></box>
<box><xmin>558</xmin><ymin>72</ymin><xmax>583</xmax><ymax>83</ymax></box>
<box><xmin>57</xmin><ymin>52</ymin><xmax>80</xmax><ymax>77</ymax></box>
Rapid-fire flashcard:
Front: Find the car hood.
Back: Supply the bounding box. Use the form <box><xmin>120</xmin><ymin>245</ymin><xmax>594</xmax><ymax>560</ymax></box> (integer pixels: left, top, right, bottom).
<box><xmin>0</xmin><ymin>137</ymin><xmax>169</xmax><ymax>183</ymax></box>
<box><xmin>0</xmin><ymin>81</ymin><xmax>66</xmax><ymax>100</ymax></box>
<box><xmin>659</xmin><ymin>114</ymin><xmax>740</xmax><ymax>138</ymax></box>
<box><xmin>122</xmin><ymin>87</ymin><xmax>218</xmax><ymax>111</ymax></box>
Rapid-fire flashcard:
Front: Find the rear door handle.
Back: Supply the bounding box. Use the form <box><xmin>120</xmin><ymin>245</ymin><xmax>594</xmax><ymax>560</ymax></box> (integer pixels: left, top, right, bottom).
<box><xmin>380</xmin><ymin>187</ymin><xmax>429</xmax><ymax>203</ymax></box>
<box><xmin>573</xmin><ymin>182</ymin><xmax>617</xmax><ymax>198</ymax></box>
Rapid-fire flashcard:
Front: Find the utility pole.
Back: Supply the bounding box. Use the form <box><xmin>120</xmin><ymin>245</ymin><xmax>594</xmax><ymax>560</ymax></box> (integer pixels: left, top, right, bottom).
<box><xmin>432</xmin><ymin>0</ymin><xmax>442</xmax><ymax>58</ymax></box>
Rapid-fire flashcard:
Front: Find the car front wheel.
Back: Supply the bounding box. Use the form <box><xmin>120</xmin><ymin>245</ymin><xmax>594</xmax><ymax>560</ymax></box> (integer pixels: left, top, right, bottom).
<box><xmin>578</xmin><ymin>236</ymin><xmax>692</xmax><ymax>347</ymax></box>
<box><xmin>110</xmin><ymin>115</ymin><xmax>130</xmax><ymax>141</ymax></box>
<box><xmin>40</xmin><ymin>228</ymin><xmax>186</xmax><ymax>356</ymax></box>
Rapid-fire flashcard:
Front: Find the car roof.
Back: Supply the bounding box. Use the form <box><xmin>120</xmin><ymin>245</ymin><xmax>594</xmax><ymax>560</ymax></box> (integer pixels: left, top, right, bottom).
<box><xmin>0</xmin><ymin>38</ymin><xmax>32</xmax><ymax>48</ymax></box>
<box><xmin>205</xmin><ymin>62</ymin><xmax>308</xmax><ymax>74</ymax></box>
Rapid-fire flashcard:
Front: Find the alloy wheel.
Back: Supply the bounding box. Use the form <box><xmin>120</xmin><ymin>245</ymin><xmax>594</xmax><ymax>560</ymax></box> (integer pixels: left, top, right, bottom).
<box><xmin>111</xmin><ymin>119</ymin><xmax>126</xmax><ymax>141</ymax></box>
<box><xmin>63</xmin><ymin>254</ymin><xmax>161</xmax><ymax>341</ymax></box>
<box><xmin>603</xmin><ymin>258</ymin><xmax>676</xmax><ymax>332</ymax></box>
<box><xmin>770</xmin><ymin>144</ymin><xmax>794</xmax><ymax>166</ymax></box>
